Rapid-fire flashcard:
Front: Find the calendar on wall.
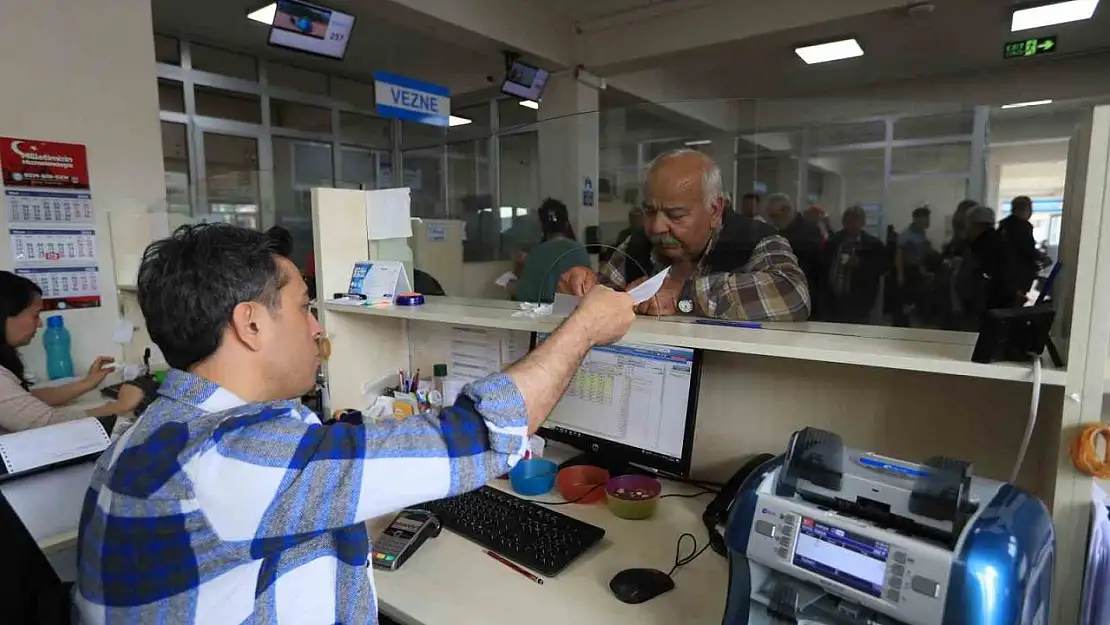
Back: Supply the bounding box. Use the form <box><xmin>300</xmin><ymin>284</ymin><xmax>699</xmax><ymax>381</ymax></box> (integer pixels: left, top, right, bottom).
<box><xmin>0</xmin><ymin>137</ymin><xmax>101</xmax><ymax>309</ymax></box>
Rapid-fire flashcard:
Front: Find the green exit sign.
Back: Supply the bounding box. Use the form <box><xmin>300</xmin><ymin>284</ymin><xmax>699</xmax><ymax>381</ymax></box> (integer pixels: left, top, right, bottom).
<box><xmin>1004</xmin><ymin>36</ymin><xmax>1057</xmax><ymax>59</ymax></box>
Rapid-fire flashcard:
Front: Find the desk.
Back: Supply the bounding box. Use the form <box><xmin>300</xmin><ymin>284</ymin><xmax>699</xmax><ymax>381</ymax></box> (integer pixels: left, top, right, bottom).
<box><xmin>371</xmin><ymin>455</ymin><xmax>726</xmax><ymax>625</ymax></box>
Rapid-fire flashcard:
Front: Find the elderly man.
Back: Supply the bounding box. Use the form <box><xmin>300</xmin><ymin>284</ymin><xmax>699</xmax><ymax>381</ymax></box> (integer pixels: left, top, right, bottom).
<box><xmin>822</xmin><ymin>205</ymin><xmax>887</xmax><ymax>323</ymax></box>
<box><xmin>558</xmin><ymin>149</ymin><xmax>810</xmax><ymax>320</ymax></box>
<box><xmin>764</xmin><ymin>193</ymin><xmax>823</xmax><ymax>318</ymax></box>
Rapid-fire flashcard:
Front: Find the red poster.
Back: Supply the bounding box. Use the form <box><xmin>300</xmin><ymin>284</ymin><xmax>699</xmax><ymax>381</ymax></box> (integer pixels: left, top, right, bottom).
<box><xmin>0</xmin><ymin>137</ymin><xmax>90</xmax><ymax>190</ymax></box>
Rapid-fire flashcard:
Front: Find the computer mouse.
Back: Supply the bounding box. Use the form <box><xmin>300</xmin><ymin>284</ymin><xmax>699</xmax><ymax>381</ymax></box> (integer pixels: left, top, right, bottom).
<box><xmin>608</xmin><ymin>568</ymin><xmax>675</xmax><ymax>604</ymax></box>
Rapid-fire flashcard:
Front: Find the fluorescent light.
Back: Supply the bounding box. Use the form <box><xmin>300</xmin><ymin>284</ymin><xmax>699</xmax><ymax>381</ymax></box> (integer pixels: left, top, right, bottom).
<box><xmin>247</xmin><ymin>3</ymin><xmax>276</xmax><ymax>24</ymax></box>
<box><xmin>1001</xmin><ymin>99</ymin><xmax>1054</xmax><ymax>109</ymax></box>
<box><xmin>448</xmin><ymin>115</ymin><xmax>472</xmax><ymax>127</ymax></box>
<box><xmin>519</xmin><ymin>100</ymin><xmax>540</xmax><ymax>110</ymax></box>
<box><xmin>1011</xmin><ymin>0</ymin><xmax>1099</xmax><ymax>31</ymax></box>
<box><xmin>684</xmin><ymin>140</ymin><xmax>713</xmax><ymax>146</ymax></box>
<box><xmin>794</xmin><ymin>38</ymin><xmax>864</xmax><ymax>64</ymax></box>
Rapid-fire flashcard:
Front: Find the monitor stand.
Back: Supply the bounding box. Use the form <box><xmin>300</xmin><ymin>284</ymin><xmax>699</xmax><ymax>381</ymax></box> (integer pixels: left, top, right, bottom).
<box><xmin>557</xmin><ymin>452</ymin><xmax>646</xmax><ymax>477</ymax></box>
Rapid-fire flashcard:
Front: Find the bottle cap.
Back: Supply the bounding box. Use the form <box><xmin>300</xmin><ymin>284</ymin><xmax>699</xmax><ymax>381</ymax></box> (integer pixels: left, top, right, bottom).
<box><xmin>46</xmin><ymin>315</ymin><xmax>64</xmax><ymax>328</ymax></box>
<box><xmin>433</xmin><ymin>364</ymin><xmax>448</xmax><ymax>377</ymax></box>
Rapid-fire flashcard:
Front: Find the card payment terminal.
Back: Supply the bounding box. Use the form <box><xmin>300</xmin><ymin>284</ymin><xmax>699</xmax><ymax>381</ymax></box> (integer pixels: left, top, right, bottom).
<box><xmin>371</xmin><ymin>509</ymin><xmax>441</xmax><ymax>571</ymax></box>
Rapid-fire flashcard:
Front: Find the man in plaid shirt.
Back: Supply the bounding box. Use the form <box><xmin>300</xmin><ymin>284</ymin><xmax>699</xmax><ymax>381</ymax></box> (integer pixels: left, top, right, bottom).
<box><xmin>75</xmin><ymin>223</ymin><xmax>636</xmax><ymax>624</ymax></box>
<box><xmin>559</xmin><ymin>149</ymin><xmax>810</xmax><ymax>321</ymax></box>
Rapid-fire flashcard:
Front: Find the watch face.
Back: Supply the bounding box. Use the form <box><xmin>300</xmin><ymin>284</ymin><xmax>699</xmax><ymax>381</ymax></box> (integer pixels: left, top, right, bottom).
<box><xmin>678</xmin><ymin>299</ymin><xmax>694</xmax><ymax>313</ymax></box>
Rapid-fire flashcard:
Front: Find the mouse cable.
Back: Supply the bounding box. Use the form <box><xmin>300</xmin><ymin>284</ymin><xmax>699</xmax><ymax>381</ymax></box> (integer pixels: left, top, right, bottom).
<box><xmin>660</xmin><ymin>489</ymin><xmax>717</xmax><ymax>499</ymax></box>
<box><xmin>666</xmin><ymin>532</ymin><xmax>712</xmax><ymax>578</ymax></box>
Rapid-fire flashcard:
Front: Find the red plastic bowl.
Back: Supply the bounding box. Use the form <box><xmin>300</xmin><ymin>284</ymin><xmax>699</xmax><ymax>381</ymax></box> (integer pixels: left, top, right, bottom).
<box><xmin>555</xmin><ymin>465</ymin><xmax>610</xmax><ymax>504</ymax></box>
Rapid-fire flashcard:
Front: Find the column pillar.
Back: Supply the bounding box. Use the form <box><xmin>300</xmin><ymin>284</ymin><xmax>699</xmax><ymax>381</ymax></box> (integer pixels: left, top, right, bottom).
<box><xmin>538</xmin><ymin>73</ymin><xmax>599</xmax><ymax>240</ymax></box>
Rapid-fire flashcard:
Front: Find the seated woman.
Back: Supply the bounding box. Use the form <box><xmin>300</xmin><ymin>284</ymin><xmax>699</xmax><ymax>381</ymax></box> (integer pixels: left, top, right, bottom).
<box><xmin>513</xmin><ymin>198</ymin><xmax>590</xmax><ymax>304</ymax></box>
<box><xmin>0</xmin><ymin>271</ymin><xmax>143</xmax><ymax>433</ymax></box>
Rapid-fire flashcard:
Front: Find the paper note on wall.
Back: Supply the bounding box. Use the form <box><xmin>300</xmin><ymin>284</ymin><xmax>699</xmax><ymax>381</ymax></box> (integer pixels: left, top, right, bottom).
<box><xmin>501</xmin><ymin>331</ymin><xmax>531</xmax><ymax>366</ymax></box>
<box><xmin>364</xmin><ymin>187</ymin><xmax>413</xmax><ymax>240</ymax></box>
<box><xmin>450</xmin><ymin>326</ymin><xmax>503</xmax><ymax>381</ymax></box>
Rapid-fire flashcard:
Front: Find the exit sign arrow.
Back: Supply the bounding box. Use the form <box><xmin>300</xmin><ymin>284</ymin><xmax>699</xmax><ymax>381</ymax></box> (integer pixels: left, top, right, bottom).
<box><xmin>1004</xmin><ymin>35</ymin><xmax>1058</xmax><ymax>59</ymax></box>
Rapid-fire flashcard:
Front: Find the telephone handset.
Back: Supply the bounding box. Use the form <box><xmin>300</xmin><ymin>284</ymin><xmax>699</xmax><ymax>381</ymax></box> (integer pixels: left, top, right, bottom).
<box><xmin>702</xmin><ymin>453</ymin><xmax>778</xmax><ymax>557</ymax></box>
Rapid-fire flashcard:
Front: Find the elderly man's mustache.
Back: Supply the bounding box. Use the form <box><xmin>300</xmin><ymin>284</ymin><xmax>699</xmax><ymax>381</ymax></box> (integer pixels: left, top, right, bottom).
<box><xmin>649</xmin><ymin>234</ymin><xmax>683</xmax><ymax>247</ymax></box>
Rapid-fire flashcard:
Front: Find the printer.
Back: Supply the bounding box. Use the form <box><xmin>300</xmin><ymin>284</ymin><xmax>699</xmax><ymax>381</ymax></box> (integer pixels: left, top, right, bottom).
<box><xmin>722</xmin><ymin>428</ymin><xmax>1054</xmax><ymax>625</ymax></box>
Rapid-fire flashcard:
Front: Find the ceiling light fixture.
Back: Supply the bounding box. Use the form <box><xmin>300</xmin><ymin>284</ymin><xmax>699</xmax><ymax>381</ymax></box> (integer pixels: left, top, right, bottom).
<box><xmin>519</xmin><ymin>100</ymin><xmax>540</xmax><ymax>110</ymax></box>
<box><xmin>247</xmin><ymin>3</ymin><xmax>277</xmax><ymax>25</ymax></box>
<box><xmin>448</xmin><ymin>115</ymin><xmax>473</xmax><ymax>127</ymax></box>
<box><xmin>1011</xmin><ymin>0</ymin><xmax>1100</xmax><ymax>31</ymax></box>
<box><xmin>684</xmin><ymin>140</ymin><xmax>713</xmax><ymax>146</ymax></box>
<box><xmin>1001</xmin><ymin>99</ymin><xmax>1054</xmax><ymax>109</ymax></box>
<box><xmin>794</xmin><ymin>38</ymin><xmax>864</xmax><ymax>64</ymax></box>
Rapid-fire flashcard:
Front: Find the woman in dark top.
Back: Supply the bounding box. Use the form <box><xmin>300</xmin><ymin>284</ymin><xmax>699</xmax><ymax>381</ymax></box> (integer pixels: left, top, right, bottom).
<box><xmin>513</xmin><ymin>199</ymin><xmax>590</xmax><ymax>303</ymax></box>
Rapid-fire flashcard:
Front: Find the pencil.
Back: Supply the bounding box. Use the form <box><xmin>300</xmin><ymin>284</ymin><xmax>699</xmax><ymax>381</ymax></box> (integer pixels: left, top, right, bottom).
<box><xmin>485</xmin><ymin>550</ymin><xmax>544</xmax><ymax>585</ymax></box>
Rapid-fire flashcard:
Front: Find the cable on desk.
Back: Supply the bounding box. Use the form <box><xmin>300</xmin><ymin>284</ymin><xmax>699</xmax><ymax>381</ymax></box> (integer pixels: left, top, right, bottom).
<box><xmin>535</xmin><ymin>483</ymin><xmax>605</xmax><ymax>506</ymax></box>
<box><xmin>1070</xmin><ymin>423</ymin><xmax>1110</xmax><ymax>479</ymax></box>
<box><xmin>660</xmin><ymin>489</ymin><xmax>717</xmax><ymax>499</ymax></box>
<box><xmin>666</xmin><ymin>533</ymin><xmax>712</xmax><ymax>578</ymax></box>
<box><xmin>656</xmin><ymin>474</ymin><xmax>723</xmax><ymax>492</ymax></box>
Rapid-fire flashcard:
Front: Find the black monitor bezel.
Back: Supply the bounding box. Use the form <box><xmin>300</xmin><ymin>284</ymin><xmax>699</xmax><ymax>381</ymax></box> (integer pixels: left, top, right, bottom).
<box><xmin>267</xmin><ymin>0</ymin><xmax>356</xmax><ymax>61</ymax></box>
<box><xmin>531</xmin><ymin>332</ymin><xmax>702</xmax><ymax>477</ymax></box>
<box><xmin>499</xmin><ymin>60</ymin><xmax>549</xmax><ymax>101</ymax></box>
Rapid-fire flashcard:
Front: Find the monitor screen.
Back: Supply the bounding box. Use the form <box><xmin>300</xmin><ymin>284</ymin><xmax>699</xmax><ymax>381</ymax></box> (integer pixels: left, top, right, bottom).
<box><xmin>268</xmin><ymin>0</ymin><xmax>355</xmax><ymax>60</ymax></box>
<box><xmin>792</xmin><ymin>518</ymin><xmax>890</xmax><ymax>598</ymax></box>
<box><xmin>535</xmin><ymin>335</ymin><xmax>700</xmax><ymax>475</ymax></box>
<box><xmin>501</xmin><ymin>61</ymin><xmax>550</xmax><ymax>101</ymax></box>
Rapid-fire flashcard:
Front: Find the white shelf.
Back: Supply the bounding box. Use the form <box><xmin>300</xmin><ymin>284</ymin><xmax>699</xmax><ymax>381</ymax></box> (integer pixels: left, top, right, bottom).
<box><xmin>324</xmin><ymin>298</ymin><xmax>1065</xmax><ymax>386</ymax></box>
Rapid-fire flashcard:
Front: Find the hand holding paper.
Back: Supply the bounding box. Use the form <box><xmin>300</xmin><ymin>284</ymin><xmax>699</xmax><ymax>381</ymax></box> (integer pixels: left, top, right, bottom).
<box><xmin>627</xmin><ymin>267</ymin><xmax>671</xmax><ymax>305</ymax></box>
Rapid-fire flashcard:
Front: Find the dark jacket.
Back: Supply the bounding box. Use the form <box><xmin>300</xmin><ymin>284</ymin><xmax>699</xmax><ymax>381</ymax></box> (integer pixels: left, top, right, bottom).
<box><xmin>779</xmin><ymin>214</ymin><xmax>825</xmax><ymax>311</ymax></box>
<box><xmin>998</xmin><ymin>215</ymin><xmax>1038</xmax><ymax>288</ymax></box>
<box><xmin>960</xmin><ymin>228</ymin><xmax>1023</xmax><ymax>317</ymax></box>
<box><xmin>821</xmin><ymin>229</ymin><xmax>887</xmax><ymax>322</ymax></box>
<box><xmin>621</xmin><ymin>210</ymin><xmax>778</xmax><ymax>284</ymax></box>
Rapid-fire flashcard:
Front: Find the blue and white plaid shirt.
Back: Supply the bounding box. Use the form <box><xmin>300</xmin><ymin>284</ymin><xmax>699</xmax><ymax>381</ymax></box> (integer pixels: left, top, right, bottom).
<box><xmin>75</xmin><ymin>368</ymin><xmax>529</xmax><ymax>624</ymax></box>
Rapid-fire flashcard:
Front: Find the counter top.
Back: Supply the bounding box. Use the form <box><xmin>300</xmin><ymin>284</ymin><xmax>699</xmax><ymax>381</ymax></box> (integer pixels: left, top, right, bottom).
<box><xmin>323</xmin><ymin>298</ymin><xmax>1065</xmax><ymax>386</ymax></box>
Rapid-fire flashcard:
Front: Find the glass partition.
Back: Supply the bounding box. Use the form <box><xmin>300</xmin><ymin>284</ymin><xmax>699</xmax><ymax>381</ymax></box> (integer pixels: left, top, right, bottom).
<box><xmin>153</xmin><ymin>37</ymin><xmax>1091</xmax><ymax>337</ymax></box>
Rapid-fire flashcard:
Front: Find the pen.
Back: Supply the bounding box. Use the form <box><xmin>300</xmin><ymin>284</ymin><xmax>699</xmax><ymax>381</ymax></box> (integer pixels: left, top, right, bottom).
<box><xmin>398</xmin><ymin>370</ymin><xmax>405</xmax><ymax>391</ymax></box>
<box><xmin>694</xmin><ymin>319</ymin><xmax>762</xmax><ymax>329</ymax></box>
<box><xmin>486</xmin><ymin>550</ymin><xmax>544</xmax><ymax>585</ymax></box>
<box><xmin>410</xmin><ymin>369</ymin><xmax>420</xmax><ymax>393</ymax></box>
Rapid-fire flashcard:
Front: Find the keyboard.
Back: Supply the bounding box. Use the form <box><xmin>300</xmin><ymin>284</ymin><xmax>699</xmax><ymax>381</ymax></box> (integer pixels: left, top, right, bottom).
<box><xmin>417</xmin><ymin>485</ymin><xmax>605</xmax><ymax>577</ymax></box>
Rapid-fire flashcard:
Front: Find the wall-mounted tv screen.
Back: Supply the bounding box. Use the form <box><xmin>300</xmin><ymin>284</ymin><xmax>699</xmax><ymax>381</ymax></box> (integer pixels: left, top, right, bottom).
<box><xmin>268</xmin><ymin>0</ymin><xmax>355</xmax><ymax>60</ymax></box>
<box><xmin>501</xmin><ymin>60</ymin><xmax>550</xmax><ymax>101</ymax></box>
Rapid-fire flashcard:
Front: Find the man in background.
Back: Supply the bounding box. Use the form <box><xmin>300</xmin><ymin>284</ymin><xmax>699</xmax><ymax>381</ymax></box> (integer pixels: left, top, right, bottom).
<box><xmin>558</xmin><ymin>150</ymin><xmax>810</xmax><ymax>321</ymax></box>
<box><xmin>738</xmin><ymin>192</ymin><xmax>764</xmax><ymax>221</ymax></box>
<box><xmin>766</xmin><ymin>193</ymin><xmax>824</xmax><ymax>319</ymax></box>
<box><xmin>822</xmin><ymin>205</ymin><xmax>887</xmax><ymax>323</ymax></box>
<box><xmin>76</xmin><ymin>223</ymin><xmax>637</xmax><ymax>624</ymax></box>
<box><xmin>998</xmin><ymin>195</ymin><xmax>1039</xmax><ymax>295</ymax></box>
<box><xmin>601</xmin><ymin>207</ymin><xmax>644</xmax><ymax>262</ymax></box>
<box><xmin>956</xmin><ymin>205</ymin><xmax>1023</xmax><ymax>328</ymax></box>
<box><xmin>893</xmin><ymin>205</ymin><xmax>934</xmax><ymax>325</ymax></box>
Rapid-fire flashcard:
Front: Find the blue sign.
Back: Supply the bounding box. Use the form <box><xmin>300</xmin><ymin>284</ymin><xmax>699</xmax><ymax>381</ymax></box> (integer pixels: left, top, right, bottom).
<box><xmin>373</xmin><ymin>71</ymin><xmax>451</xmax><ymax>127</ymax></box>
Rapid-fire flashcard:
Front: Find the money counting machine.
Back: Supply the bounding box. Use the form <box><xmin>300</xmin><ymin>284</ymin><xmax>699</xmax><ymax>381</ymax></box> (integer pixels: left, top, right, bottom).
<box><xmin>722</xmin><ymin>428</ymin><xmax>1054</xmax><ymax>625</ymax></box>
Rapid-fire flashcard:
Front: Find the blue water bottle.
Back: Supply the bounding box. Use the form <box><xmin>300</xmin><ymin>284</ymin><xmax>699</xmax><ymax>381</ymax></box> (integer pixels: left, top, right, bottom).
<box><xmin>43</xmin><ymin>315</ymin><xmax>74</xmax><ymax>380</ymax></box>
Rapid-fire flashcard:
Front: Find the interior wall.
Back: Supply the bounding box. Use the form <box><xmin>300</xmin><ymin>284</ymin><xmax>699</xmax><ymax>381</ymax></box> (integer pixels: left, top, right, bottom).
<box><xmin>0</xmin><ymin>0</ymin><xmax>165</xmax><ymax>377</ymax></box>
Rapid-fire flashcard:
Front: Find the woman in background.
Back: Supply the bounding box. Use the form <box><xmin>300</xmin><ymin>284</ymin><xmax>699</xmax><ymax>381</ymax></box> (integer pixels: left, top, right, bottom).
<box><xmin>0</xmin><ymin>271</ymin><xmax>142</xmax><ymax>433</ymax></box>
<box><xmin>513</xmin><ymin>198</ymin><xmax>590</xmax><ymax>304</ymax></box>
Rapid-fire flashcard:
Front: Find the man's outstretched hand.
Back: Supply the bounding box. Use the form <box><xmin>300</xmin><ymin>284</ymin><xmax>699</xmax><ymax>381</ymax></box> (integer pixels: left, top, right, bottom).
<box><xmin>557</xmin><ymin>266</ymin><xmax>598</xmax><ymax>297</ymax></box>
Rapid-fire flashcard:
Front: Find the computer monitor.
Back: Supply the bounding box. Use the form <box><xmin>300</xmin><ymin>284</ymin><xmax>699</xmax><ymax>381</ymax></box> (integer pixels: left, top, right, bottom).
<box><xmin>268</xmin><ymin>0</ymin><xmax>355</xmax><ymax>60</ymax></box>
<box><xmin>532</xmin><ymin>333</ymin><xmax>701</xmax><ymax>476</ymax></box>
<box><xmin>501</xmin><ymin>60</ymin><xmax>550</xmax><ymax>102</ymax></box>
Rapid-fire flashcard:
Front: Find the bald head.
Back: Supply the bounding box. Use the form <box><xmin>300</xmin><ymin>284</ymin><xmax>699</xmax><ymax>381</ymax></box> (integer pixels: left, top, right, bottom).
<box><xmin>640</xmin><ymin>149</ymin><xmax>725</xmax><ymax>262</ymax></box>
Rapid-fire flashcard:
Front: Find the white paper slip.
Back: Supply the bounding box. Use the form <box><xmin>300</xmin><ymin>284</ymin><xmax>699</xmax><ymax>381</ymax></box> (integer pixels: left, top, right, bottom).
<box><xmin>364</xmin><ymin>188</ymin><xmax>413</xmax><ymax>240</ymax></box>
<box><xmin>111</xmin><ymin>319</ymin><xmax>135</xmax><ymax>344</ymax></box>
<box><xmin>552</xmin><ymin>293</ymin><xmax>580</xmax><ymax>316</ymax></box>
<box><xmin>494</xmin><ymin>271</ymin><xmax>517</xmax><ymax>288</ymax></box>
<box><xmin>501</xmin><ymin>330</ymin><xmax>531</xmax><ymax>366</ymax></box>
<box><xmin>0</xmin><ymin>418</ymin><xmax>110</xmax><ymax>476</ymax></box>
<box><xmin>628</xmin><ymin>266</ymin><xmax>672</xmax><ymax>304</ymax></box>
